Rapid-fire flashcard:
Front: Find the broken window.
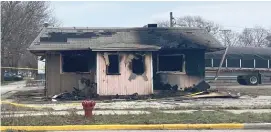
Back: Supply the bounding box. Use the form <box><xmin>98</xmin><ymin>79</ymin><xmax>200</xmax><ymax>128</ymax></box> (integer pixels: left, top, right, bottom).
<box><xmin>107</xmin><ymin>54</ymin><xmax>120</xmax><ymax>75</ymax></box>
<box><xmin>158</xmin><ymin>54</ymin><xmax>184</xmax><ymax>72</ymax></box>
<box><xmin>62</xmin><ymin>52</ymin><xmax>94</xmax><ymax>73</ymax></box>
<box><xmin>132</xmin><ymin>55</ymin><xmax>145</xmax><ymax>75</ymax></box>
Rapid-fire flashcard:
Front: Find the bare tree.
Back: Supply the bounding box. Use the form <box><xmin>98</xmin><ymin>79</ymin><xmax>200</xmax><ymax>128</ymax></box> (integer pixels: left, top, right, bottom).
<box><xmin>218</xmin><ymin>30</ymin><xmax>240</xmax><ymax>47</ymax></box>
<box><xmin>239</xmin><ymin>26</ymin><xmax>269</xmax><ymax>47</ymax></box>
<box><xmin>157</xmin><ymin>16</ymin><xmax>222</xmax><ymax>37</ymax></box>
<box><xmin>267</xmin><ymin>33</ymin><xmax>271</xmax><ymax>47</ymax></box>
<box><xmin>1</xmin><ymin>1</ymin><xmax>58</xmax><ymax>79</ymax></box>
<box><xmin>176</xmin><ymin>16</ymin><xmax>221</xmax><ymax>36</ymax></box>
<box><xmin>156</xmin><ymin>15</ymin><xmax>271</xmax><ymax>48</ymax></box>
<box><xmin>157</xmin><ymin>20</ymin><xmax>170</xmax><ymax>27</ymax></box>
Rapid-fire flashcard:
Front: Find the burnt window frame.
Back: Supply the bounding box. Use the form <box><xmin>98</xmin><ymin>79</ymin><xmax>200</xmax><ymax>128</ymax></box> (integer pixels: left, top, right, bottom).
<box><xmin>131</xmin><ymin>55</ymin><xmax>145</xmax><ymax>75</ymax></box>
<box><xmin>60</xmin><ymin>52</ymin><xmax>94</xmax><ymax>74</ymax></box>
<box><xmin>157</xmin><ymin>54</ymin><xmax>186</xmax><ymax>73</ymax></box>
<box><xmin>106</xmin><ymin>53</ymin><xmax>121</xmax><ymax>75</ymax></box>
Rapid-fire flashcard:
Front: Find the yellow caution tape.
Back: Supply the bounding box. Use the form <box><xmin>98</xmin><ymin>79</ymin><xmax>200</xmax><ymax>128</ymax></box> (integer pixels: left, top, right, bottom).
<box><xmin>185</xmin><ymin>91</ymin><xmax>205</xmax><ymax>97</ymax></box>
<box><xmin>1</xmin><ymin>100</ymin><xmax>81</xmax><ymax>108</ymax></box>
<box><xmin>1</xmin><ymin>101</ymin><xmax>45</xmax><ymax>109</ymax></box>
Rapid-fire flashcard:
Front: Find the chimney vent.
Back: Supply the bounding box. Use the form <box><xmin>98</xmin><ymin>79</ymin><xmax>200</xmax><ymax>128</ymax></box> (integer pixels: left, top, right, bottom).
<box><xmin>147</xmin><ymin>24</ymin><xmax>157</xmax><ymax>28</ymax></box>
<box><xmin>43</xmin><ymin>22</ymin><xmax>49</xmax><ymax>28</ymax></box>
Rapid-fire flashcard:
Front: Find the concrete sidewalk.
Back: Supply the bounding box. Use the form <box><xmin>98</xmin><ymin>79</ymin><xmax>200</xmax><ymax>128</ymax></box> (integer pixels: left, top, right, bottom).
<box><xmin>2</xmin><ymin>109</ymin><xmax>271</xmax><ymax>117</ymax></box>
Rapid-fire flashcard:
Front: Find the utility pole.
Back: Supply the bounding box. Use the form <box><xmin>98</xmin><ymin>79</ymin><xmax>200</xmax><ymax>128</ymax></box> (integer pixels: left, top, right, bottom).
<box><xmin>170</xmin><ymin>12</ymin><xmax>174</xmax><ymax>27</ymax></box>
<box><xmin>214</xmin><ymin>29</ymin><xmax>231</xmax><ymax>81</ymax></box>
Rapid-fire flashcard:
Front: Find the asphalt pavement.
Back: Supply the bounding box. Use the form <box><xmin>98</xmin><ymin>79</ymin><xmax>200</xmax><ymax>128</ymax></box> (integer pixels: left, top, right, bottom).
<box><xmin>1</xmin><ymin>81</ymin><xmax>27</xmax><ymax>94</ymax></box>
<box><xmin>1</xmin><ymin>80</ymin><xmax>43</xmax><ymax>99</ymax></box>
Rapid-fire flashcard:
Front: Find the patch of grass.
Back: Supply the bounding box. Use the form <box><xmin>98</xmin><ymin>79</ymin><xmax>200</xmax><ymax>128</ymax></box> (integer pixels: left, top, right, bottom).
<box><xmin>2</xmin><ymin>111</ymin><xmax>271</xmax><ymax>126</ymax></box>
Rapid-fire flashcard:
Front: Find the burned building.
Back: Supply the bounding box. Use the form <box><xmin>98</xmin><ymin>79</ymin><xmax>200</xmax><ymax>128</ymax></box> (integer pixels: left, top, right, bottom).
<box><xmin>28</xmin><ymin>24</ymin><xmax>224</xmax><ymax>97</ymax></box>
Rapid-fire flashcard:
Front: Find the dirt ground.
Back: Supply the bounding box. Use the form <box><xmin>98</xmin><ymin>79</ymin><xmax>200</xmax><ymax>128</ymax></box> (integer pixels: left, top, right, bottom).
<box><xmin>3</xmin><ymin>84</ymin><xmax>271</xmax><ymax>111</ymax></box>
<box><xmin>8</xmin><ymin>84</ymin><xmax>271</xmax><ymax>101</ymax></box>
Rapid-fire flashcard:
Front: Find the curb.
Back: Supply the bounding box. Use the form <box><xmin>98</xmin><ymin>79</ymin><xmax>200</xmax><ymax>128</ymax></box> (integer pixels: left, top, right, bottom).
<box><xmin>244</xmin><ymin>123</ymin><xmax>271</xmax><ymax>129</ymax></box>
<box><xmin>1</xmin><ymin>123</ymin><xmax>271</xmax><ymax>131</ymax></box>
<box><xmin>0</xmin><ymin>123</ymin><xmax>249</xmax><ymax>131</ymax></box>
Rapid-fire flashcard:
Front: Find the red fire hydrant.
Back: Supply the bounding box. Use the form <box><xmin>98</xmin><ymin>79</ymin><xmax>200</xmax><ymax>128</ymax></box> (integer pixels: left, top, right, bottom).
<box><xmin>82</xmin><ymin>100</ymin><xmax>96</xmax><ymax>118</ymax></box>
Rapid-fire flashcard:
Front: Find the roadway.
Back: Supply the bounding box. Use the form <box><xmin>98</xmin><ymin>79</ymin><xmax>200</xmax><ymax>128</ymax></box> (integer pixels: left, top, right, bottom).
<box><xmin>1</xmin><ymin>80</ymin><xmax>43</xmax><ymax>99</ymax></box>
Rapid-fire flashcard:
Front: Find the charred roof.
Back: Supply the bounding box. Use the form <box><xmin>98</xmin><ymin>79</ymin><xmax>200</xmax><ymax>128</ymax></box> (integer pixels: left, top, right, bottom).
<box><xmin>28</xmin><ymin>26</ymin><xmax>224</xmax><ymax>54</ymax></box>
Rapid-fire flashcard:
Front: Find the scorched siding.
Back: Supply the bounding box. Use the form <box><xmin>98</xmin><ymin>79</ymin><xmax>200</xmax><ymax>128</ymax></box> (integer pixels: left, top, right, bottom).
<box><xmin>46</xmin><ymin>53</ymin><xmax>96</xmax><ymax>96</ymax></box>
<box><xmin>97</xmin><ymin>52</ymin><xmax>153</xmax><ymax>95</ymax></box>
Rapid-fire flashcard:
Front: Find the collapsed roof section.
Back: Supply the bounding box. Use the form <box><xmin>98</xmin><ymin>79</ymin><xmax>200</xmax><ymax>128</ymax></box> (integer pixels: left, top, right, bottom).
<box><xmin>28</xmin><ymin>26</ymin><xmax>224</xmax><ymax>55</ymax></box>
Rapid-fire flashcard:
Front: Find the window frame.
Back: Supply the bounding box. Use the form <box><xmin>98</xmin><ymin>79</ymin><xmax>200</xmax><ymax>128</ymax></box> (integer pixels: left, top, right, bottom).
<box><xmin>157</xmin><ymin>54</ymin><xmax>186</xmax><ymax>73</ymax></box>
<box><xmin>131</xmin><ymin>55</ymin><xmax>145</xmax><ymax>75</ymax></box>
<box><xmin>106</xmin><ymin>53</ymin><xmax>121</xmax><ymax>75</ymax></box>
<box><xmin>60</xmin><ymin>53</ymin><xmax>92</xmax><ymax>74</ymax></box>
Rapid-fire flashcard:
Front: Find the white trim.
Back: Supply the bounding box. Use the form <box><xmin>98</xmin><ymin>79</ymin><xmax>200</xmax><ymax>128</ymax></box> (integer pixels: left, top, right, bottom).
<box><xmin>268</xmin><ymin>60</ymin><xmax>270</xmax><ymax>69</ymax></box>
<box><xmin>254</xmin><ymin>59</ymin><xmax>256</xmax><ymax>68</ymax></box>
<box><xmin>150</xmin><ymin>53</ymin><xmax>153</xmax><ymax>94</ymax></box>
<box><xmin>225</xmin><ymin>59</ymin><xmax>228</xmax><ymax>68</ymax></box>
<box><xmin>211</xmin><ymin>59</ymin><xmax>214</xmax><ymax>67</ymax></box>
<box><xmin>96</xmin><ymin>52</ymin><xmax>100</xmax><ymax>95</ymax></box>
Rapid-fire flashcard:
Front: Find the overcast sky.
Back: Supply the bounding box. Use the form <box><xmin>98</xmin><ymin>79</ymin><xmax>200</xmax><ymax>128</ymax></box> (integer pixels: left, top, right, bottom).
<box><xmin>51</xmin><ymin>1</ymin><xmax>271</xmax><ymax>32</ymax></box>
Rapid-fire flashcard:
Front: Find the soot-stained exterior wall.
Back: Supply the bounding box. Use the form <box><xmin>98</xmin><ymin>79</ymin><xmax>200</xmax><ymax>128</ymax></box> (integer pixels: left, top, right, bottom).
<box><xmin>45</xmin><ymin>52</ymin><xmax>96</xmax><ymax>96</ymax></box>
<box><xmin>153</xmin><ymin>49</ymin><xmax>205</xmax><ymax>90</ymax></box>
